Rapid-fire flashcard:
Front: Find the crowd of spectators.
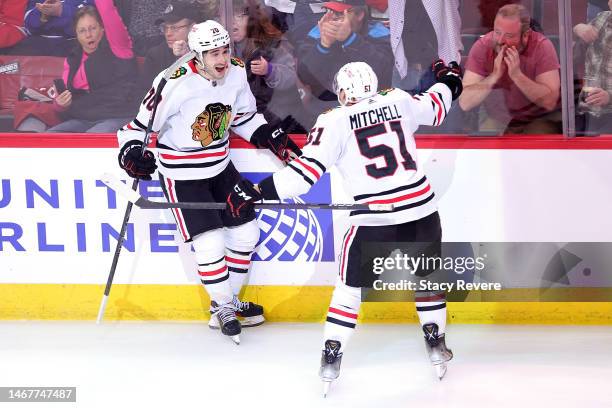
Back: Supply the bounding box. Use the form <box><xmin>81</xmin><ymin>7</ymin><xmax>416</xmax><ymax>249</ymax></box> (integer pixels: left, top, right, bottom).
<box><xmin>0</xmin><ymin>0</ymin><xmax>610</xmax><ymax>135</ymax></box>
<box><xmin>138</xmin><ymin>1</ymin><xmax>195</xmax><ymax>96</ymax></box>
<box><xmin>232</xmin><ymin>0</ymin><xmax>309</xmax><ymax>133</ymax></box>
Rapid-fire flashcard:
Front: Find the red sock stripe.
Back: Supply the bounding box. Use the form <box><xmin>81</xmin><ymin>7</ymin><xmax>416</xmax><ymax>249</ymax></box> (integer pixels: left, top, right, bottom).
<box><xmin>198</xmin><ymin>265</ymin><xmax>227</xmax><ymax>277</ymax></box>
<box><xmin>328</xmin><ymin>307</ymin><xmax>358</xmax><ymax>320</ymax></box>
<box><xmin>225</xmin><ymin>256</ymin><xmax>250</xmax><ymax>265</ymax></box>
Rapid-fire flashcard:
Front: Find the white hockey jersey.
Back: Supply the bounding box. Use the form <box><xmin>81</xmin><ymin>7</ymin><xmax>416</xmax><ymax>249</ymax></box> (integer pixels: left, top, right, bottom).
<box><xmin>271</xmin><ymin>84</ymin><xmax>453</xmax><ymax>226</ymax></box>
<box><xmin>117</xmin><ymin>57</ymin><xmax>267</xmax><ymax>180</ymax></box>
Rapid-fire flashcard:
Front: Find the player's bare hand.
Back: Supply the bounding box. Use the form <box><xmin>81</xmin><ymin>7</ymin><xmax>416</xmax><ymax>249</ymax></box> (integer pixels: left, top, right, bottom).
<box><xmin>55</xmin><ymin>90</ymin><xmax>72</xmax><ymax>108</ymax></box>
<box><xmin>584</xmin><ymin>87</ymin><xmax>610</xmax><ymax>106</ymax></box>
<box><xmin>250</xmin><ymin>56</ymin><xmax>269</xmax><ymax>76</ymax></box>
<box><xmin>504</xmin><ymin>46</ymin><xmax>522</xmax><ymax>81</ymax></box>
<box><xmin>573</xmin><ymin>23</ymin><xmax>599</xmax><ymax>44</ymax></box>
<box><xmin>333</xmin><ymin>10</ymin><xmax>352</xmax><ymax>42</ymax></box>
<box><xmin>171</xmin><ymin>40</ymin><xmax>189</xmax><ymax>57</ymax></box>
<box><xmin>318</xmin><ymin>12</ymin><xmax>337</xmax><ymax>48</ymax></box>
<box><xmin>491</xmin><ymin>45</ymin><xmax>506</xmax><ymax>82</ymax></box>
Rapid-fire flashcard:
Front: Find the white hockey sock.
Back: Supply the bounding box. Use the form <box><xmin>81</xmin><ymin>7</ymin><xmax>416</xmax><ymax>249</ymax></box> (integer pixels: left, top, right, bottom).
<box><xmin>324</xmin><ymin>281</ymin><xmax>362</xmax><ymax>352</ymax></box>
<box><xmin>415</xmin><ymin>290</ymin><xmax>447</xmax><ymax>335</ymax></box>
<box><xmin>193</xmin><ymin>229</ymin><xmax>233</xmax><ymax>305</ymax></box>
<box><xmin>224</xmin><ymin>220</ymin><xmax>259</xmax><ymax>297</ymax></box>
<box><xmin>197</xmin><ymin>256</ymin><xmax>232</xmax><ymax>305</ymax></box>
<box><xmin>225</xmin><ymin>248</ymin><xmax>252</xmax><ymax>297</ymax></box>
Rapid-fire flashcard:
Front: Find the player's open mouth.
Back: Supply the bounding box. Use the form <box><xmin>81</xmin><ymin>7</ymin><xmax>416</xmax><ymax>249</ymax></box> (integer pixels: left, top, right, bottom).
<box><xmin>215</xmin><ymin>65</ymin><xmax>227</xmax><ymax>73</ymax></box>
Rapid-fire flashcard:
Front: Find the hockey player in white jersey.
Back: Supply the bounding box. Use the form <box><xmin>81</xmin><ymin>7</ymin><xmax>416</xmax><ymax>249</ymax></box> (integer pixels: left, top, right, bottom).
<box><xmin>226</xmin><ymin>60</ymin><xmax>462</xmax><ymax>390</ymax></box>
<box><xmin>116</xmin><ymin>20</ymin><xmax>301</xmax><ymax>344</ymax></box>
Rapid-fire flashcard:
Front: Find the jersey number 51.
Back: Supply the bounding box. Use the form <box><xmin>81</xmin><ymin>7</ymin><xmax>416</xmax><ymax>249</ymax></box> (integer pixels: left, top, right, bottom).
<box><xmin>355</xmin><ymin>121</ymin><xmax>416</xmax><ymax>179</ymax></box>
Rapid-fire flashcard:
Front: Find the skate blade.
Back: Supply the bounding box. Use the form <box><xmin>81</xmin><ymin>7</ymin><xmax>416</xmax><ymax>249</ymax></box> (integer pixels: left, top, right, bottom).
<box><xmin>434</xmin><ymin>363</ymin><xmax>447</xmax><ymax>380</ymax></box>
<box><xmin>230</xmin><ymin>335</ymin><xmax>240</xmax><ymax>345</ymax></box>
<box><xmin>322</xmin><ymin>380</ymin><xmax>332</xmax><ymax>397</ymax></box>
<box><xmin>208</xmin><ymin>317</ymin><xmax>220</xmax><ymax>330</ymax></box>
<box><xmin>210</xmin><ymin>315</ymin><xmax>264</xmax><ymax>329</ymax></box>
<box><xmin>240</xmin><ymin>315</ymin><xmax>265</xmax><ymax>327</ymax></box>
<box><xmin>208</xmin><ymin>315</ymin><xmax>266</xmax><ymax>330</ymax></box>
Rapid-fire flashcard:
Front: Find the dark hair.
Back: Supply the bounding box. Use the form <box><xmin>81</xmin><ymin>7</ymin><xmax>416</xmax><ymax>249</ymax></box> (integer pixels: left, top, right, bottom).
<box><xmin>73</xmin><ymin>5</ymin><xmax>104</xmax><ymax>31</ymax></box>
<box><xmin>496</xmin><ymin>4</ymin><xmax>531</xmax><ymax>34</ymax></box>
<box><xmin>350</xmin><ymin>5</ymin><xmax>369</xmax><ymax>34</ymax></box>
<box><xmin>234</xmin><ymin>0</ymin><xmax>282</xmax><ymax>60</ymax></box>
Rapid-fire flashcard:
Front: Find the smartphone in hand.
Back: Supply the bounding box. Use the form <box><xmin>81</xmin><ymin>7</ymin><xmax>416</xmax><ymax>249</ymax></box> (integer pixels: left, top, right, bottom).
<box><xmin>53</xmin><ymin>78</ymin><xmax>67</xmax><ymax>94</ymax></box>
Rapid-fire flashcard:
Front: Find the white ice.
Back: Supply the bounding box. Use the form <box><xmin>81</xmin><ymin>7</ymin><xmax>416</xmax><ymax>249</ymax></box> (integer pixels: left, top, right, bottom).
<box><xmin>1</xmin><ymin>322</ymin><xmax>610</xmax><ymax>408</ymax></box>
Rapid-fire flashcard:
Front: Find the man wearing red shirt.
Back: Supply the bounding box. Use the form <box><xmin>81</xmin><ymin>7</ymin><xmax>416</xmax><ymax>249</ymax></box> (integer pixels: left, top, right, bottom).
<box><xmin>459</xmin><ymin>4</ymin><xmax>561</xmax><ymax>134</ymax></box>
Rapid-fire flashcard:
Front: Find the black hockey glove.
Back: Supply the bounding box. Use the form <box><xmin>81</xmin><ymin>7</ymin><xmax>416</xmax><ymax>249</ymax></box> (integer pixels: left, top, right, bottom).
<box><xmin>432</xmin><ymin>59</ymin><xmax>463</xmax><ymax>101</ymax></box>
<box><xmin>226</xmin><ymin>179</ymin><xmax>262</xmax><ymax>219</ymax></box>
<box><xmin>251</xmin><ymin>124</ymin><xmax>302</xmax><ymax>165</ymax></box>
<box><xmin>118</xmin><ymin>140</ymin><xmax>157</xmax><ymax>181</ymax></box>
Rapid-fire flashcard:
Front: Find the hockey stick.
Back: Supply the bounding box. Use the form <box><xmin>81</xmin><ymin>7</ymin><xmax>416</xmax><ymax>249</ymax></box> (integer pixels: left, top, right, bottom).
<box><xmin>101</xmin><ymin>172</ymin><xmax>394</xmax><ymax>212</ymax></box>
<box><xmin>96</xmin><ymin>52</ymin><xmax>196</xmax><ymax>324</ymax></box>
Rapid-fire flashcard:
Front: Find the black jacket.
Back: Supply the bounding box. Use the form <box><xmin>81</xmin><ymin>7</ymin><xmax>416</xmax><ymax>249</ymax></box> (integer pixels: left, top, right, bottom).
<box><xmin>139</xmin><ymin>42</ymin><xmax>177</xmax><ymax>97</ymax></box>
<box><xmin>64</xmin><ymin>36</ymin><xmax>138</xmax><ymax>121</ymax></box>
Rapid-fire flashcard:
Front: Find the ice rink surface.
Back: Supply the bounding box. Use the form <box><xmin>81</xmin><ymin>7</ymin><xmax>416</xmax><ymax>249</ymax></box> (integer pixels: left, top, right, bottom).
<box><xmin>1</xmin><ymin>322</ymin><xmax>610</xmax><ymax>408</ymax></box>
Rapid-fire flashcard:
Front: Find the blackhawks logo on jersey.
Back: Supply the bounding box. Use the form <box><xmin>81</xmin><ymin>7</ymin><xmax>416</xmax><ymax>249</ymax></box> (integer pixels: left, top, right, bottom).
<box><xmin>191</xmin><ymin>103</ymin><xmax>232</xmax><ymax>147</ymax></box>
<box><xmin>170</xmin><ymin>66</ymin><xmax>187</xmax><ymax>79</ymax></box>
<box><xmin>230</xmin><ymin>57</ymin><xmax>245</xmax><ymax>68</ymax></box>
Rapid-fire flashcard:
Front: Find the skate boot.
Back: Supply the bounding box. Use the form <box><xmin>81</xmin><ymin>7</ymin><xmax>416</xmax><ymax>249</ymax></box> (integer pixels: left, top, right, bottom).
<box><xmin>233</xmin><ymin>296</ymin><xmax>265</xmax><ymax>327</ymax></box>
<box><xmin>209</xmin><ymin>296</ymin><xmax>264</xmax><ymax>329</ymax></box>
<box><xmin>423</xmin><ymin>323</ymin><xmax>453</xmax><ymax>380</ymax></box>
<box><xmin>319</xmin><ymin>340</ymin><xmax>343</xmax><ymax>397</ymax></box>
<box><xmin>209</xmin><ymin>301</ymin><xmax>241</xmax><ymax>345</ymax></box>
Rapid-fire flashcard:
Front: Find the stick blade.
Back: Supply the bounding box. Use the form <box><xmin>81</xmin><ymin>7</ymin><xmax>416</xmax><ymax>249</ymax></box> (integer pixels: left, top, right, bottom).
<box><xmin>101</xmin><ymin>173</ymin><xmax>140</xmax><ymax>204</ymax></box>
<box><xmin>368</xmin><ymin>203</ymin><xmax>394</xmax><ymax>212</ymax></box>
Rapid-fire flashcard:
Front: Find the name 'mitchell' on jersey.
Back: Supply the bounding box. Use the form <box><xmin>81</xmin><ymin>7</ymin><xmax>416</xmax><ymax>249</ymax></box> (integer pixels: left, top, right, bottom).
<box><xmin>273</xmin><ymin>84</ymin><xmax>451</xmax><ymax>227</ymax></box>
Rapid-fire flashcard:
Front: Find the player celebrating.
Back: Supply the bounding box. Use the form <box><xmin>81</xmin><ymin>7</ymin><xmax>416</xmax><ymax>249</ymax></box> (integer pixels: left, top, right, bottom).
<box><xmin>116</xmin><ymin>20</ymin><xmax>301</xmax><ymax>344</ymax></box>
<box><xmin>226</xmin><ymin>60</ymin><xmax>462</xmax><ymax>391</ymax></box>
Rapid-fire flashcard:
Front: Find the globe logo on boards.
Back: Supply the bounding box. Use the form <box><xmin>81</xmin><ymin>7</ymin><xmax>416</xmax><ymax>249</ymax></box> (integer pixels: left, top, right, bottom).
<box><xmin>244</xmin><ymin>172</ymin><xmax>335</xmax><ymax>262</ymax></box>
<box><xmin>255</xmin><ymin>196</ymin><xmax>324</xmax><ymax>261</ymax></box>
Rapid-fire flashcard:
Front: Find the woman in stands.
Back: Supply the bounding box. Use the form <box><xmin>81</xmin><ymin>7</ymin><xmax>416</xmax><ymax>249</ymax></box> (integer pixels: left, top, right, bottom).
<box><xmin>231</xmin><ymin>0</ymin><xmax>310</xmax><ymax>133</ymax></box>
<box><xmin>46</xmin><ymin>0</ymin><xmax>138</xmax><ymax>132</ymax></box>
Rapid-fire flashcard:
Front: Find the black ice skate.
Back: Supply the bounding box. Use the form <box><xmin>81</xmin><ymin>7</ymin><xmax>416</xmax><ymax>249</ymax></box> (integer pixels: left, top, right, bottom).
<box><xmin>423</xmin><ymin>323</ymin><xmax>453</xmax><ymax>380</ymax></box>
<box><xmin>319</xmin><ymin>340</ymin><xmax>343</xmax><ymax>397</ymax></box>
<box><xmin>233</xmin><ymin>296</ymin><xmax>265</xmax><ymax>327</ymax></box>
<box><xmin>209</xmin><ymin>301</ymin><xmax>241</xmax><ymax>344</ymax></box>
<box><xmin>208</xmin><ymin>296</ymin><xmax>264</xmax><ymax>329</ymax></box>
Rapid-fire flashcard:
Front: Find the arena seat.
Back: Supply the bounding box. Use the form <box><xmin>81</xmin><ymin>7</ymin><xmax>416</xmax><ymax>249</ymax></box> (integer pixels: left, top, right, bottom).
<box><xmin>0</xmin><ymin>55</ymin><xmax>64</xmax><ymax>131</ymax></box>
